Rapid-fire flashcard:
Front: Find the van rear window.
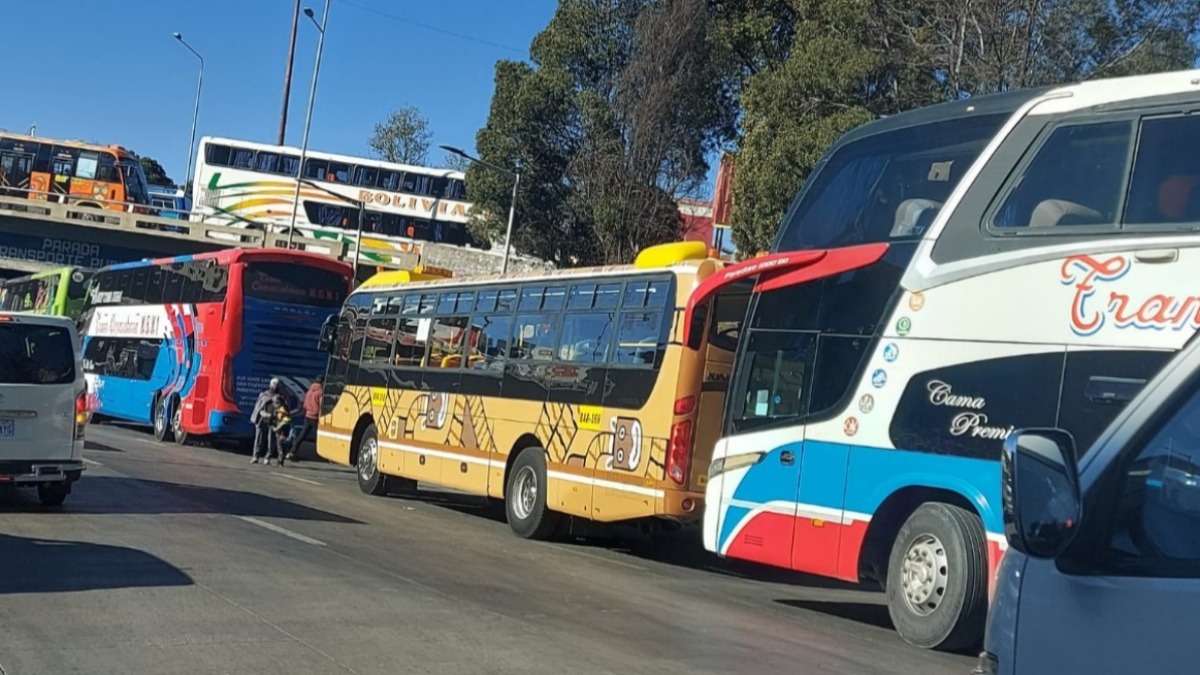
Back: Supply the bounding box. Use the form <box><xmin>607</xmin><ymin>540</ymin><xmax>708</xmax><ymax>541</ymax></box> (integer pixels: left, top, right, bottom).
<box><xmin>0</xmin><ymin>324</ymin><xmax>75</xmax><ymax>385</ymax></box>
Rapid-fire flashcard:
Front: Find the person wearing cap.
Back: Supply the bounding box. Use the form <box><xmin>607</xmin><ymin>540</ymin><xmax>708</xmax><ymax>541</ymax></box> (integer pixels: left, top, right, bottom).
<box><xmin>250</xmin><ymin>378</ymin><xmax>282</xmax><ymax>465</ymax></box>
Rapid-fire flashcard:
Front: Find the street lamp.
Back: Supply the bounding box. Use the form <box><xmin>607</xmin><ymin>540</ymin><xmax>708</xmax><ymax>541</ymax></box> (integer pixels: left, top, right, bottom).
<box><xmin>439</xmin><ymin>144</ymin><xmax>519</xmax><ymax>274</ymax></box>
<box><xmin>173</xmin><ymin>32</ymin><xmax>204</xmax><ymax>190</ymax></box>
<box><xmin>286</xmin><ymin>0</ymin><xmax>331</xmax><ymax>247</ymax></box>
<box><xmin>298</xmin><ymin>178</ymin><xmax>365</xmax><ymax>277</ymax></box>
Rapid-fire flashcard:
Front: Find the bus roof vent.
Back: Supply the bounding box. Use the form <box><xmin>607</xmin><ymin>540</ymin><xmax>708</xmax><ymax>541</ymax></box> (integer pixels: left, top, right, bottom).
<box><xmin>634</xmin><ymin>241</ymin><xmax>709</xmax><ymax>269</ymax></box>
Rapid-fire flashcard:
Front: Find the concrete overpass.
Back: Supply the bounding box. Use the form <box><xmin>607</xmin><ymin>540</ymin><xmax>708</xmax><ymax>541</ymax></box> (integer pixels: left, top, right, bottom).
<box><xmin>0</xmin><ymin>194</ymin><xmax>549</xmax><ymax>280</ymax></box>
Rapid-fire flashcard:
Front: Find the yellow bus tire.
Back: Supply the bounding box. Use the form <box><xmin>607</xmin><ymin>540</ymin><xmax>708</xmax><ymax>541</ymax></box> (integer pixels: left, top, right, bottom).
<box><xmin>504</xmin><ymin>447</ymin><xmax>560</xmax><ymax>540</ymax></box>
<box><xmin>356</xmin><ymin>423</ymin><xmax>389</xmax><ymax>496</ymax></box>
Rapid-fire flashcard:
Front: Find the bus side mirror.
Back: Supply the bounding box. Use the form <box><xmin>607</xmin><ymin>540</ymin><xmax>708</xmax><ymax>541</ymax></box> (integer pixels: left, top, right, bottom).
<box><xmin>317</xmin><ymin>315</ymin><xmax>337</xmax><ymax>353</ymax></box>
<box><xmin>1002</xmin><ymin>429</ymin><xmax>1082</xmax><ymax>559</ymax></box>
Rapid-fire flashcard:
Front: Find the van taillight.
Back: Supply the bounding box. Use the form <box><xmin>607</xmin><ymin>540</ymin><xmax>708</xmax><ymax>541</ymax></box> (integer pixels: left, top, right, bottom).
<box><xmin>667</xmin><ymin>419</ymin><xmax>693</xmax><ymax>486</ymax></box>
<box><xmin>74</xmin><ymin>390</ymin><xmax>87</xmax><ymax>439</ymax></box>
<box><xmin>222</xmin><ymin>355</ymin><xmax>234</xmax><ymax>403</ymax></box>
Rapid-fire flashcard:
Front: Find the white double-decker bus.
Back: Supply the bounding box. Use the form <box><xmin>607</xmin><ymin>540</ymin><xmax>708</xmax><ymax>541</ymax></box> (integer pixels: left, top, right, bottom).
<box><xmin>695</xmin><ymin>68</ymin><xmax>1200</xmax><ymax>651</ymax></box>
<box><xmin>191</xmin><ymin>136</ymin><xmax>481</xmax><ymax>262</ymax></box>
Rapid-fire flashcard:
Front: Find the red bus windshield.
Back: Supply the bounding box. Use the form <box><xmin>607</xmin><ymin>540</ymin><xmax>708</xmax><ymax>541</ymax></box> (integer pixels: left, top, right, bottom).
<box><xmin>243</xmin><ymin>262</ymin><xmax>347</xmax><ymax>308</ymax></box>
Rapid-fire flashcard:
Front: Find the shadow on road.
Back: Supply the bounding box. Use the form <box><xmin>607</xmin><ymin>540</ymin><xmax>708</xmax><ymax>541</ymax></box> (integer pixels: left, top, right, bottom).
<box><xmin>0</xmin><ymin>533</ymin><xmax>194</xmax><ymax>595</ymax></box>
<box><xmin>84</xmin><ymin>439</ymin><xmax>124</xmax><ymax>453</ymax></box>
<box><xmin>583</xmin><ymin>533</ymin><xmax>862</xmax><ymax>590</ymax></box>
<box><xmin>0</xmin><ymin>477</ymin><xmax>363</xmax><ymax>524</ymax></box>
<box><xmin>394</xmin><ymin>489</ymin><xmax>508</xmax><ymax>523</ymax></box>
<box><xmin>774</xmin><ymin>598</ymin><xmax>894</xmax><ymax>630</ymax></box>
<box><xmin>400</xmin><ymin>487</ymin><xmax>860</xmax><ymax>591</ymax></box>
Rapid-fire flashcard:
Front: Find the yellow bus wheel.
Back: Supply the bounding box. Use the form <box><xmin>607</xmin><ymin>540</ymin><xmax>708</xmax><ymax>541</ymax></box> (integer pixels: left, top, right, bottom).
<box><xmin>504</xmin><ymin>447</ymin><xmax>560</xmax><ymax>540</ymax></box>
<box><xmin>356</xmin><ymin>423</ymin><xmax>388</xmax><ymax>496</ymax></box>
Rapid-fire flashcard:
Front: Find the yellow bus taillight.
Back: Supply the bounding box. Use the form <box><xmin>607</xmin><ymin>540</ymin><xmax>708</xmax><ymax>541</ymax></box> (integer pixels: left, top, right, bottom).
<box><xmin>668</xmin><ymin>396</ymin><xmax>696</xmax><ymax>486</ymax></box>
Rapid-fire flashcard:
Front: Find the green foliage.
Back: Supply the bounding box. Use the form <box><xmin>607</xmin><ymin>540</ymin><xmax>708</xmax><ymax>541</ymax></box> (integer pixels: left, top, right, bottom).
<box><xmin>470</xmin><ymin>0</ymin><xmax>736</xmax><ymax>266</ymax></box>
<box><xmin>728</xmin><ymin>0</ymin><xmax>1200</xmax><ymax>256</ymax></box>
<box><xmin>440</xmin><ymin>152</ymin><xmax>472</xmax><ymax>173</ymax></box>
<box><xmin>369</xmin><ymin>106</ymin><xmax>433</xmax><ymax>165</ymax></box>
<box><xmin>138</xmin><ymin>156</ymin><xmax>175</xmax><ymax>188</ymax></box>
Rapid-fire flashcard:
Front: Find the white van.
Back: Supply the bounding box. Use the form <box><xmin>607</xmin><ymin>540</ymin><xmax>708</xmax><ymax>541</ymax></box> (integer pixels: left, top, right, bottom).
<box><xmin>0</xmin><ymin>313</ymin><xmax>87</xmax><ymax>506</ymax></box>
<box><xmin>976</xmin><ymin>334</ymin><xmax>1200</xmax><ymax>674</ymax></box>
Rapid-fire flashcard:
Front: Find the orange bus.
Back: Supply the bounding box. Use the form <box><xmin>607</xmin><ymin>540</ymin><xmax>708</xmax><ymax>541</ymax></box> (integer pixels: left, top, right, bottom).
<box><xmin>0</xmin><ymin>132</ymin><xmax>152</xmax><ymax>211</ymax></box>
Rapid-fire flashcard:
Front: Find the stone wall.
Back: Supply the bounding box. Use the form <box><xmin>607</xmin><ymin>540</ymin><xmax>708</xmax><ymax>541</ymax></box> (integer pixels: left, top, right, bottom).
<box><xmin>420</xmin><ymin>242</ymin><xmax>554</xmax><ymax>277</ymax></box>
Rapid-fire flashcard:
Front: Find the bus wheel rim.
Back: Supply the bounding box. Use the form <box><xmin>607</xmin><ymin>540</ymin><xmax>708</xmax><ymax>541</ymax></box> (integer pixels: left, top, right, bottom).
<box><xmin>358</xmin><ymin>438</ymin><xmax>377</xmax><ymax>481</ymax></box>
<box><xmin>172</xmin><ymin>406</ymin><xmax>182</xmax><ymax>436</ymax></box>
<box><xmin>512</xmin><ymin>466</ymin><xmax>537</xmax><ymax>520</ymax></box>
<box><xmin>154</xmin><ymin>405</ymin><xmax>164</xmax><ymax>434</ymax></box>
<box><xmin>901</xmin><ymin>533</ymin><xmax>949</xmax><ymax>617</ymax></box>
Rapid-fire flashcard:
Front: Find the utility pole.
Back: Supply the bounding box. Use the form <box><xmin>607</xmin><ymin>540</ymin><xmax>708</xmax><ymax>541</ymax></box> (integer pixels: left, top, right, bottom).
<box><xmin>277</xmin><ymin>0</ymin><xmax>302</xmax><ymax>146</ymax></box>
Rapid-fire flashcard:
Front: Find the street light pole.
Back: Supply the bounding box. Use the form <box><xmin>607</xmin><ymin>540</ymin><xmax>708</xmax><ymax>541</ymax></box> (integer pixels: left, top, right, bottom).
<box><xmin>438</xmin><ymin>145</ymin><xmax>519</xmax><ymax>274</ymax></box>
<box><xmin>297</xmin><ymin>178</ymin><xmax>364</xmax><ymax>276</ymax></box>
<box><xmin>286</xmin><ymin>0</ymin><xmax>330</xmax><ymax>248</ymax></box>
<box><xmin>501</xmin><ymin>172</ymin><xmax>520</xmax><ymax>274</ymax></box>
<box><xmin>277</xmin><ymin>0</ymin><xmax>302</xmax><ymax>146</ymax></box>
<box><xmin>173</xmin><ymin>33</ymin><xmax>204</xmax><ymax>190</ymax></box>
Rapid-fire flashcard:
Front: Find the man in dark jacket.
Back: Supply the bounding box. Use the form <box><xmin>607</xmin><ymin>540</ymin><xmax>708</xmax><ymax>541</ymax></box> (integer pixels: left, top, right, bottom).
<box><xmin>250</xmin><ymin>378</ymin><xmax>281</xmax><ymax>465</ymax></box>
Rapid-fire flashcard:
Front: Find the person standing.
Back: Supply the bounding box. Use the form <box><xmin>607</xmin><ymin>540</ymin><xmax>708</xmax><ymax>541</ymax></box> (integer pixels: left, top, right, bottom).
<box><xmin>287</xmin><ymin>375</ymin><xmax>323</xmax><ymax>462</ymax></box>
<box><xmin>250</xmin><ymin>378</ymin><xmax>281</xmax><ymax>465</ymax></box>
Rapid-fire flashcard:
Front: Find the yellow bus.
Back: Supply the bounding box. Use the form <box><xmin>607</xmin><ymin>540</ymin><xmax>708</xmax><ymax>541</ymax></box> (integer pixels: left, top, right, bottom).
<box><xmin>315</xmin><ymin>242</ymin><xmax>741</xmax><ymax>538</ymax></box>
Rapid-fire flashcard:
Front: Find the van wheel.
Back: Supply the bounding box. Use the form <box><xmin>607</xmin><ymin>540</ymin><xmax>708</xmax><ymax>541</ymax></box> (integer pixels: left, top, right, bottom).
<box><xmin>152</xmin><ymin>396</ymin><xmax>174</xmax><ymax>443</ymax></box>
<box><xmin>886</xmin><ymin>503</ymin><xmax>987</xmax><ymax>651</ymax></box>
<box><xmin>37</xmin><ymin>483</ymin><xmax>70</xmax><ymax>507</ymax></box>
<box><xmin>505</xmin><ymin>447</ymin><xmax>560</xmax><ymax>540</ymax></box>
<box><xmin>171</xmin><ymin>400</ymin><xmax>190</xmax><ymax>446</ymax></box>
<box><xmin>356</xmin><ymin>423</ymin><xmax>389</xmax><ymax>496</ymax></box>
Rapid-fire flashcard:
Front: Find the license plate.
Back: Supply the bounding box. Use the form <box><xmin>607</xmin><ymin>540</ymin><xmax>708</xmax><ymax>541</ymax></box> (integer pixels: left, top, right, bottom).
<box><xmin>0</xmin><ymin>420</ymin><xmax>13</xmax><ymax>437</ymax></box>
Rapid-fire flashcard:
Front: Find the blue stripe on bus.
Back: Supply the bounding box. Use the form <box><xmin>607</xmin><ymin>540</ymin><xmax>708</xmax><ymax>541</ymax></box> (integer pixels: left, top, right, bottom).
<box><xmin>720</xmin><ymin>440</ymin><xmax>1003</xmax><ymax>550</ymax></box>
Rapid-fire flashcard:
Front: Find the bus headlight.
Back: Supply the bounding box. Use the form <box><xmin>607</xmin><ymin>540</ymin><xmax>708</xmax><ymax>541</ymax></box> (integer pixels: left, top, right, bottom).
<box><xmin>708</xmin><ymin>451</ymin><xmax>766</xmax><ymax>480</ymax></box>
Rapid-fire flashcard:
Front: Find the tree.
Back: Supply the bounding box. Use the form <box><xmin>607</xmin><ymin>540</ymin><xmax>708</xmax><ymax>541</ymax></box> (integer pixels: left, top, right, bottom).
<box><xmin>139</xmin><ymin>156</ymin><xmax>175</xmax><ymax>188</ymax></box>
<box><xmin>369</xmin><ymin>106</ymin><xmax>433</xmax><ymax>165</ymax></box>
<box><xmin>469</xmin><ymin>0</ymin><xmax>736</xmax><ymax>266</ymax></box>
<box><xmin>727</xmin><ymin>0</ymin><xmax>1200</xmax><ymax>256</ymax></box>
<box><xmin>441</xmin><ymin>152</ymin><xmax>472</xmax><ymax>173</ymax></box>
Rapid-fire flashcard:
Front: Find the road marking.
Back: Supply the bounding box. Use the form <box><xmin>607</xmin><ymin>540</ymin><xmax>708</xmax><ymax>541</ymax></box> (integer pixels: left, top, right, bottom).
<box><xmin>272</xmin><ymin>472</ymin><xmax>322</xmax><ymax>486</ymax></box>
<box><xmin>82</xmin><ymin>458</ymin><xmax>103</xmax><ymax>467</ymax></box>
<box><xmin>236</xmin><ymin>516</ymin><xmax>326</xmax><ymax>546</ymax></box>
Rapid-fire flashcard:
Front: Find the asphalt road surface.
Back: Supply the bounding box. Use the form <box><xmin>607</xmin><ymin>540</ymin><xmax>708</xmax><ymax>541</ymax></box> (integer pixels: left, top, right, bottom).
<box><xmin>0</xmin><ymin>423</ymin><xmax>975</xmax><ymax>675</ymax></box>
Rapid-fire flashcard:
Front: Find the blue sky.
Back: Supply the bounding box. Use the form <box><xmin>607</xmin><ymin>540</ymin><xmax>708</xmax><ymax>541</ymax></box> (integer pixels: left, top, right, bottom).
<box><xmin>0</xmin><ymin>0</ymin><xmax>556</xmax><ymax>184</ymax></box>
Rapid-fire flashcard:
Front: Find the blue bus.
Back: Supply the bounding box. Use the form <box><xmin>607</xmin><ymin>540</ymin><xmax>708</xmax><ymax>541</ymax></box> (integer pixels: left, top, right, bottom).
<box><xmin>147</xmin><ymin>184</ymin><xmax>191</xmax><ymax>220</ymax></box>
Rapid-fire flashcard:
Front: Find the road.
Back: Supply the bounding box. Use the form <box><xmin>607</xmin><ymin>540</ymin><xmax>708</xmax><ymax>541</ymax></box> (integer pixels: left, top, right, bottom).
<box><xmin>0</xmin><ymin>423</ymin><xmax>975</xmax><ymax>675</ymax></box>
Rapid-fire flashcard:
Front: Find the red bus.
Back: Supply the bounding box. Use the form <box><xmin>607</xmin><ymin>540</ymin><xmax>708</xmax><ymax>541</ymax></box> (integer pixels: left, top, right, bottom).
<box><xmin>78</xmin><ymin>248</ymin><xmax>353</xmax><ymax>443</ymax></box>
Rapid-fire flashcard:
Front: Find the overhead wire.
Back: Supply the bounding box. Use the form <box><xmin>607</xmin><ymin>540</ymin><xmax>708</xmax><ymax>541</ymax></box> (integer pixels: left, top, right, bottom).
<box><xmin>336</xmin><ymin>0</ymin><xmax>527</xmax><ymax>55</ymax></box>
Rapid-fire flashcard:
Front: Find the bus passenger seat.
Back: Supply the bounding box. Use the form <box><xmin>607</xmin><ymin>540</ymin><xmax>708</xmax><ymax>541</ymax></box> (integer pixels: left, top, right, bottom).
<box><xmin>1029</xmin><ymin>199</ymin><xmax>1102</xmax><ymax>228</ymax></box>
<box><xmin>891</xmin><ymin>199</ymin><xmax>941</xmax><ymax>237</ymax></box>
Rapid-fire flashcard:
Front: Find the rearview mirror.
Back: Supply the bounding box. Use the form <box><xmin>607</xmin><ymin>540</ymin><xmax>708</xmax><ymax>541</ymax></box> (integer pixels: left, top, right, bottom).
<box><xmin>317</xmin><ymin>315</ymin><xmax>338</xmax><ymax>353</ymax></box>
<box><xmin>1002</xmin><ymin>429</ymin><xmax>1082</xmax><ymax>559</ymax></box>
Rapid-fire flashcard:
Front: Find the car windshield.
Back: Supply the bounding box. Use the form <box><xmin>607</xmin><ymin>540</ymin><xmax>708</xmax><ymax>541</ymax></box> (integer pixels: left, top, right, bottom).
<box><xmin>775</xmin><ymin>112</ymin><xmax>1010</xmax><ymax>251</ymax></box>
<box><xmin>0</xmin><ymin>323</ymin><xmax>75</xmax><ymax>385</ymax></box>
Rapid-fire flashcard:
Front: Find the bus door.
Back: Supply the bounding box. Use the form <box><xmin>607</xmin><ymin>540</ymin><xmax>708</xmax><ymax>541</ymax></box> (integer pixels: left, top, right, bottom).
<box><xmin>689</xmin><ymin>262</ymin><xmax>819</xmax><ymax>570</ymax></box>
<box><xmin>49</xmin><ymin>149</ymin><xmax>75</xmax><ymax>201</ymax></box>
<box><xmin>0</xmin><ymin>150</ymin><xmax>33</xmax><ymax>198</ymax></box>
<box><xmin>695</xmin><ymin>245</ymin><xmax>890</xmax><ymax>570</ymax></box>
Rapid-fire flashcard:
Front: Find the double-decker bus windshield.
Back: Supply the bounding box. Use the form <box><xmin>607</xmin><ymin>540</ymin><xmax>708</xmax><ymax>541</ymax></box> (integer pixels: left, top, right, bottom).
<box><xmin>775</xmin><ymin>112</ymin><xmax>1010</xmax><ymax>251</ymax></box>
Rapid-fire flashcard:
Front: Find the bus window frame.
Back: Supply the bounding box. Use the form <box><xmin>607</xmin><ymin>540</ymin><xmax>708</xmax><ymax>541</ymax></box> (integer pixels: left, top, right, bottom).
<box><xmin>934</xmin><ymin>101</ymin><xmax>1200</xmax><ymax>266</ymax></box>
<box><xmin>343</xmin><ymin>272</ymin><xmax>676</xmax><ymax>404</ymax></box>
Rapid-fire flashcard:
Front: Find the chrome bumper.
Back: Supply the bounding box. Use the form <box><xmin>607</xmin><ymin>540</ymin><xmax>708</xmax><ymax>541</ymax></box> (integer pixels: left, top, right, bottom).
<box><xmin>0</xmin><ymin>460</ymin><xmax>85</xmax><ymax>484</ymax></box>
